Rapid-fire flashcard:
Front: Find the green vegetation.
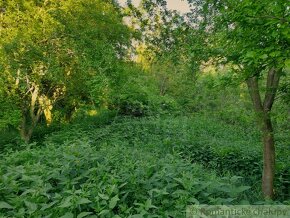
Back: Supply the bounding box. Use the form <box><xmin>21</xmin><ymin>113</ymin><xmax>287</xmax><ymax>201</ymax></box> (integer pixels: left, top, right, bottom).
<box><xmin>1</xmin><ymin>115</ymin><xmax>288</xmax><ymax>217</ymax></box>
<box><xmin>0</xmin><ymin>0</ymin><xmax>289</xmax><ymax>217</ymax></box>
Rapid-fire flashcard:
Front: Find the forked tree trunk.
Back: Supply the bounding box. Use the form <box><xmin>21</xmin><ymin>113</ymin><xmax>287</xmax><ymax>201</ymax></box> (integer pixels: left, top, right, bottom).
<box><xmin>246</xmin><ymin>68</ymin><xmax>280</xmax><ymax>199</ymax></box>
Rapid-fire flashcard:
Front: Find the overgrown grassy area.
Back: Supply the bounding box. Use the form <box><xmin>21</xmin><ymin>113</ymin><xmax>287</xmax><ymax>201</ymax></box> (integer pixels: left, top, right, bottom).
<box><xmin>1</xmin><ymin>114</ymin><xmax>289</xmax><ymax>217</ymax></box>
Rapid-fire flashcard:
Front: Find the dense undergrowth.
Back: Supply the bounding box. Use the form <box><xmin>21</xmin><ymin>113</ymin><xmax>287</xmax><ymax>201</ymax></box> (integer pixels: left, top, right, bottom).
<box><xmin>0</xmin><ymin>0</ymin><xmax>289</xmax><ymax>217</ymax></box>
<box><xmin>1</xmin><ymin>114</ymin><xmax>289</xmax><ymax>217</ymax></box>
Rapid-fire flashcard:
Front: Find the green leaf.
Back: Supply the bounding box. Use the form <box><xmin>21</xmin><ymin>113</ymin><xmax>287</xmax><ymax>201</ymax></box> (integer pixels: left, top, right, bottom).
<box><xmin>235</xmin><ymin>186</ymin><xmax>251</xmax><ymax>193</ymax></box>
<box><xmin>43</xmin><ymin>214</ymin><xmax>53</xmax><ymax>218</ymax></box>
<box><xmin>269</xmin><ymin>51</ymin><xmax>281</xmax><ymax>57</ymax></box>
<box><xmin>0</xmin><ymin>201</ymin><xmax>13</xmax><ymax>209</ymax></box>
<box><xmin>58</xmin><ymin>198</ymin><xmax>73</xmax><ymax>208</ymax></box>
<box><xmin>77</xmin><ymin>212</ymin><xmax>93</xmax><ymax>218</ymax></box>
<box><xmin>77</xmin><ymin>198</ymin><xmax>91</xmax><ymax>205</ymax></box>
<box><xmin>144</xmin><ymin>199</ymin><xmax>157</xmax><ymax>210</ymax></box>
<box><xmin>99</xmin><ymin>209</ymin><xmax>110</xmax><ymax>215</ymax></box>
<box><xmin>285</xmin><ymin>59</ymin><xmax>290</xmax><ymax>68</ymax></box>
<box><xmin>98</xmin><ymin>193</ymin><xmax>109</xmax><ymax>200</ymax></box>
<box><xmin>60</xmin><ymin>212</ymin><xmax>74</xmax><ymax>218</ymax></box>
<box><xmin>24</xmin><ymin>201</ymin><xmax>37</xmax><ymax>212</ymax></box>
<box><xmin>245</xmin><ymin>51</ymin><xmax>256</xmax><ymax>58</ymax></box>
<box><xmin>259</xmin><ymin>54</ymin><xmax>268</xmax><ymax>59</ymax></box>
<box><xmin>109</xmin><ymin>195</ymin><xmax>119</xmax><ymax>209</ymax></box>
<box><xmin>130</xmin><ymin>215</ymin><xmax>144</xmax><ymax>218</ymax></box>
<box><xmin>41</xmin><ymin>201</ymin><xmax>58</xmax><ymax>211</ymax></box>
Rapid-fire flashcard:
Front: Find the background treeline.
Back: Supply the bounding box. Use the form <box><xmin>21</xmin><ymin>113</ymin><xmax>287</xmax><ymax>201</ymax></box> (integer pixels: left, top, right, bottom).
<box><xmin>0</xmin><ymin>0</ymin><xmax>289</xmax><ymax>145</ymax></box>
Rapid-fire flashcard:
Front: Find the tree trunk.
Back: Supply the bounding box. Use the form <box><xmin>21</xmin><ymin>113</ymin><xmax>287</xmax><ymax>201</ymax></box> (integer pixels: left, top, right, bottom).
<box><xmin>20</xmin><ymin>125</ymin><xmax>33</xmax><ymax>144</ymax></box>
<box><xmin>244</xmin><ymin>110</ymin><xmax>276</xmax><ymax>199</ymax></box>
<box><xmin>246</xmin><ymin>68</ymin><xmax>280</xmax><ymax>199</ymax></box>
<box><xmin>261</xmin><ymin>112</ymin><xmax>275</xmax><ymax>199</ymax></box>
<box><xmin>19</xmin><ymin>105</ymin><xmax>42</xmax><ymax>143</ymax></box>
<box><xmin>20</xmin><ymin>113</ymin><xmax>34</xmax><ymax>143</ymax></box>
<box><xmin>19</xmin><ymin>83</ymin><xmax>44</xmax><ymax>143</ymax></box>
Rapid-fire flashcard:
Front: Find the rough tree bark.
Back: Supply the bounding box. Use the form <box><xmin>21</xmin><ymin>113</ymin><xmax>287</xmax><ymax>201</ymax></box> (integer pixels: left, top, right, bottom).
<box><xmin>20</xmin><ymin>109</ymin><xmax>42</xmax><ymax>143</ymax></box>
<box><xmin>19</xmin><ymin>83</ymin><xmax>43</xmax><ymax>143</ymax></box>
<box><xmin>246</xmin><ymin>67</ymin><xmax>280</xmax><ymax>199</ymax></box>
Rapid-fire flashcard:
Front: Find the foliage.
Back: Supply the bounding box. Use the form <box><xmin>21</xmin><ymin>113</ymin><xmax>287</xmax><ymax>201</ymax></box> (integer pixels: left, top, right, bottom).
<box><xmin>0</xmin><ymin>0</ymin><xmax>132</xmax><ymax>140</ymax></box>
<box><xmin>0</xmin><ymin>116</ymin><xmax>262</xmax><ymax>217</ymax></box>
<box><xmin>0</xmin><ymin>0</ymin><xmax>289</xmax><ymax>211</ymax></box>
<box><xmin>99</xmin><ymin>115</ymin><xmax>289</xmax><ymax>201</ymax></box>
<box><xmin>194</xmin><ymin>0</ymin><xmax>289</xmax><ymax>73</ymax></box>
<box><xmin>185</xmin><ymin>0</ymin><xmax>290</xmax><ymax>198</ymax></box>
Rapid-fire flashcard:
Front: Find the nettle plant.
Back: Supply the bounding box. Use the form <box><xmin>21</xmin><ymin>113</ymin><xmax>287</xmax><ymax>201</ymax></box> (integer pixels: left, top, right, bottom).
<box><xmin>0</xmin><ymin>118</ymin><xmax>254</xmax><ymax>217</ymax></box>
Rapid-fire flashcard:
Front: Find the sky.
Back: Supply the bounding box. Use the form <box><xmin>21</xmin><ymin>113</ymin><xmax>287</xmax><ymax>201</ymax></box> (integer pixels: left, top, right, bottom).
<box><xmin>118</xmin><ymin>0</ymin><xmax>191</xmax><ymax>13</ymax></box>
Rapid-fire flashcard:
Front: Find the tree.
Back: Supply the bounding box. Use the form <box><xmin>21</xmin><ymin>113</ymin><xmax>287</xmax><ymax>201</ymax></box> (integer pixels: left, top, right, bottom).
<box><xmin>123</xmin><ymin>0</ymin><xmax>203</xmax><ymax>107</ymax></box>
<box><xmin>0</xmin><ymin>0</ymin><xmax>131</xmax><ymax>142</ymax></box>
<box><xmin>189</xmin><ymin>0</ymin><xmax>290</xmax><ymax>198</ymax></box>
<box><xmin>125</xmin><ymin>2</ymin><xmax>289</xmax><ymax>198</ymax></box>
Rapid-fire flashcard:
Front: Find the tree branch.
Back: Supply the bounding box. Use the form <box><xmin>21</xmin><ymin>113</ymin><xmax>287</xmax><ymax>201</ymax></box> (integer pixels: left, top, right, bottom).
<box><xmin>263</xmin><ymin>68</ymin><xmax>280</xmax><ymax>112</ymax></box>
<box><xmin>246</xmin><ymin>76</ymin><xmax>263</xmax><ymax>113</ymax></box>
